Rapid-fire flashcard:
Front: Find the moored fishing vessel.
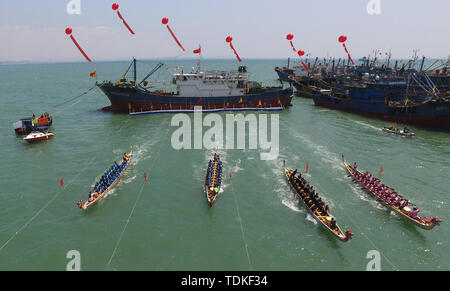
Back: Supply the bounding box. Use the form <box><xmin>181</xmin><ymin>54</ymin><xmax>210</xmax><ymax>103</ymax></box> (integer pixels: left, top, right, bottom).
<box><xmin>342</xmin><ymin>155</ymin><xmax>441</xmax><ymax>230</ymax></box>
<box><xmin>13</xmin><ymin>112</ymin><xmax>53</xmax><ymax>135</ymax></box>
<box><xmin>97</xmin><ymin>59</ymin><xmax>293</xmax><ymax>114</ymax></box>
<box><xmin>204</xmin><ymin>153</ymin><xmax>223</xmax><ymax>207</ymax></box>
<box><xmin>77</xmin><ymin>146</ymin><xmax>132</xmax><ymax>211</ymax></box>
<box><xmin>284</xmin><ymin>165</ymin><xmax>353</xmax><ymax>242</ymax></box>
<box><xmin>313</xmin><ymin>85</ymin><xmax>450</xmax><ymax>129</ymax></box>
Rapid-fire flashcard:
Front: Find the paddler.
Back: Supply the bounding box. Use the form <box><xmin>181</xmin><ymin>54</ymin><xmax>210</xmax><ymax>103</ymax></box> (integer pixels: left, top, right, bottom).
<box><xmin>403</xmin><ymin>126</ymin><xmax>409</xmax><ymax>133</ymax></box>
<box><xmin>410</xmin><ymin>207</ymin><xmax>420</xmax><ymax>219</ymax></box>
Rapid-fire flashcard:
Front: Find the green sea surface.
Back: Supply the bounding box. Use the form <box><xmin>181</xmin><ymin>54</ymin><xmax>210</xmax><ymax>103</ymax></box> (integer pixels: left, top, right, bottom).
<box><xmin>0</xmin><ymin>59</ymin><xmax>448</xmax><ymax>271</ymax></box>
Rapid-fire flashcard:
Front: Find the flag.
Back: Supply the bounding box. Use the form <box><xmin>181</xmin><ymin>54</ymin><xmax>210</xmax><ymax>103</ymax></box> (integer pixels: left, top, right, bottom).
<box><xmin>89</xmin><ymin>71</ymin><xmax>97</xmax><ymax>78</ymax></box>
<box><xmin>193</xmin><ymin>47</ymin><xmax>201</xmax><ymax>54</ymax></box>
<box><xmin>306</xmin><ymin>163</ymin><xmax>309</xmax><ymax>173</ymax></box>
<box><xmin>229</xmin><ymin>171</ymin><xmax>232</xmax><ymax>179</ymax></box>
<box><xmin>144</xmin><ymin>173</ymin><xmax>147</xmax><ymax>182</ymax></box>
<box><xmin>380</xmin><ymin>166</ymin><xmax>384</xmax><ymax>173</ymax></box>
<box><xmin>60</xmin><ymin>179</ymin><xmax>64</xmax><ymax>187</ymax></box>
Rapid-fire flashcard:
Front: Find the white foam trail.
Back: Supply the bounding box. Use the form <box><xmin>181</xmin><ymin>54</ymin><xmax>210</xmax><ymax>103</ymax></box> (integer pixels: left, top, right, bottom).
<box><xmin>306</xmin><ymin>213</ymin><xmax>318</xmax><ymax>224</ymax></box>
<box><xmin>353</xmin><ymin>120</ymin><xmax>380</xmax><ymax>131</ymax></box>
<box><xmin>348</xmin><ymin>182</ymin><xmax>385</xmax><ymax>210</ymax></box>
<box><xmin>281</xmin><ymin>198</ymin><xmax>303</xmax><ymax>213</ymax></box>
<box><xmin>292</xmin><ymin>133</ymin><xmax>342</xmax><ymax>171</ymax></box>
<box><xmin>120</xmin><ymin>175</ymin><xmax>136</xmax><ymax>185</ymax></box>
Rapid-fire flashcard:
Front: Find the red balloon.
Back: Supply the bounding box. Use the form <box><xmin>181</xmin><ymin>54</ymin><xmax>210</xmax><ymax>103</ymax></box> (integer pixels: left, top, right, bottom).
<box><xmin>338</xmin><ymin>35</ymin><xmax>347</xmax><ymax>43</ymax></box>
<box><xmin>162</xmin><ymin>17</ymin><xmax>169</xmax><ymax>25</ymax></box>
<box><xmin>112</xmin><ymin>3</ymin><xmax>119</xmax><ymax>10</ymax></box>
<box><xmin>298</xmin><ymin>50</ymin><xmax>305</xmax><ymax>57</ymax></box>
<box><xmin>286</xmin><ymin>33</ymin><xmax>294</xmax><ymax>41</ymax></box>
<box><xmin>65</xmin><ymin>27</ymin><xmax>72</xmax><ymax>35</ymax></box>
<box><xmin>226</xmin><ymin>36</ymin><xmax>233</xmax><ymax>43</ymax></box>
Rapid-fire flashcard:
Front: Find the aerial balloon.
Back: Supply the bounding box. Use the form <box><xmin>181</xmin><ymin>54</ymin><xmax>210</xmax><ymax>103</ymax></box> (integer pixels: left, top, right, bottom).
<box><xmin>286</xmin><ymin>34</ymin><xmax>310</xmax><ymax>73</ymax></box>
<box><xmin>65</xmin><ymin>27</ymin><xmax>92</xmax><ymax>62</ymax></box>
<box><xmin>112</xmin><ymin>3</ymin><xmax>135</xmax><ymax>35</ymax></box>
<box><xmin>226</xmin><ymin>36</ymin><xmax>242</xmax><ymax>62</ymax></box>
<box><xmin>338</xmin><ymin>35</ymin><xmax>354</xmax><ymax>65</ymax></box>
<box><xmin>338</xmin><ymin>35</ymin><xmax>347</xmax><ymax>43</ymax></box>
<box><xmin>162</xmin><ymin>17</ymin><xmax>185</xmax><ymax>52</ymax></box>
<box><xmin>286</xmin><ymin>33</ymin><xmax>296</xmax><ymax>52</ymax></box>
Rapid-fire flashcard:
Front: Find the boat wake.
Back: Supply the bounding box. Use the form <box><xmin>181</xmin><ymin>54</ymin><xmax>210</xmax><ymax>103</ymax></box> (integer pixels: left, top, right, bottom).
<box><xmin>306</xmin><ymin>213</ymin><xmax>318</xmax><ymax>225</ymax></box>
<box><xmin>352</xmin><ymin>120</ymin><xmax>380</xmax><ymax>132</ymax></box>
<box><xmin>119</xmin><ymin>174</ymin><xmax>136</xmax><ymax>186</ymax></box>
<box><xmin>292</xmin><ymin>132</ymin><xmax>342</xmax><ymax>171</ymax></box>
<box><xmin>347</xmin><ymin>181</ymin><xmax>385</xmax><ymax>211</ymax></box>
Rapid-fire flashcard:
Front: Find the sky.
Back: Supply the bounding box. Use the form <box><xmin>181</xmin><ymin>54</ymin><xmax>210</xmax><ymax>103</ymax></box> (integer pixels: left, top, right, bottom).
<box><xmin>0</xmin><ymin>0</ymin><xmax>449</xmax><ymax>62</ymax></box>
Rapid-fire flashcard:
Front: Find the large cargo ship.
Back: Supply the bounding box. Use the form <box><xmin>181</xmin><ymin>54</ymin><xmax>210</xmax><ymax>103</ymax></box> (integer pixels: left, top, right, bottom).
<box><xmin>97</xmin><ymin>59</ymin><xmax>293</xmax><ymax>114</ymax></box>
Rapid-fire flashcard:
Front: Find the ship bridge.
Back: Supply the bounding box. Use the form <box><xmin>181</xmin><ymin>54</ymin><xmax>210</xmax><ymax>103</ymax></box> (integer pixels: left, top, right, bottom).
<box><xmin>173</xmin><ymin>66</ymin><xmax>249</xmax><ymax>97</ymax></box>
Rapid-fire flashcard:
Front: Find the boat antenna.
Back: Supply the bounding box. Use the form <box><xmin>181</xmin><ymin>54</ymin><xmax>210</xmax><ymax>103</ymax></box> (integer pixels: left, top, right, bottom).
<box><xmin>133</xmin><ymin>57</ymin><xmax>137</xmax><ymax>84</ymax></box>
<box><xmin>387</xmin><ymin>48</ymin><xmax>392</xmax><ymax>68</ymax></box>
<box><xmin>419</xmin><ymin>56</ymin><xmax>425</xmax><ymax>73</ymax></box>
<box><xmin>197</xmin><ymin>44</ymin><xmax>202</xmax><ymax>72</ymax></box>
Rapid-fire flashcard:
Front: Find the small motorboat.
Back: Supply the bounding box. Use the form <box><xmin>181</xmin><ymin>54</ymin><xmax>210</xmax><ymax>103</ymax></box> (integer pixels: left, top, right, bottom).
<box><xmin>382</xmin><ymin>126</ymin><xmax>415</xmax><ymax>137</ymax></box>
<box><xmin>23</xmin><ymin>131</ymin><xmax>54</xmax><ymax>143</ymax></box>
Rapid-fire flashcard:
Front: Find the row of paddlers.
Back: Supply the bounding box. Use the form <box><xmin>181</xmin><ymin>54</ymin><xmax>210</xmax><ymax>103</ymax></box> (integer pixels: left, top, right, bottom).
<box><xmin>283</xmin><ymin>155</ymin><xmax>441</xmax><ymax>243</ymax></box>
<box><xmin>73</xmin><ymin>148</ymin><xmax>441</xmax><ymax>243</ymax></box>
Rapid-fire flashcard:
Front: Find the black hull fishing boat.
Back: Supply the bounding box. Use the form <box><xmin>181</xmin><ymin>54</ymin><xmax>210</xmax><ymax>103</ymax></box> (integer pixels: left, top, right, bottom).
<box><xmin>284</xmin><ymin>166</ymin><xmax>353</xmax><ymax>242</ymax></box>
<box><xmin>342</xmin><ymin>155</ymin><xmax>441</xmax><ymax>230</ymax></box>
<box><xmin>97</xmin><ymin>59</ymin><xmax>293</xmax><ymax>114</ymax></box>
<box><xmin>204</xmin><ymin>153</ymin><xmax>223</xmax><ymax>207</ymax></box>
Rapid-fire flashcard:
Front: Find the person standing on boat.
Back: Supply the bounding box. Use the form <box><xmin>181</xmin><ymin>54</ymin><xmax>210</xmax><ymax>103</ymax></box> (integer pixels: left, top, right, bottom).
<box><xmin>330</xmin><ymin>218</ymin><xmax>337</xmax><ymax>230</ymax></box>
<box><xmin>410</xmin><ymin>207</ymin><xmax>420</xmax><ymax>219</ymax></box>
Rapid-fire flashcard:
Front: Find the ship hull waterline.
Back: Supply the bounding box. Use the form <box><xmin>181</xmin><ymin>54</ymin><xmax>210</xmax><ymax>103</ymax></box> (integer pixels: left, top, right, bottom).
<box><xmin>98</xmin><ymin>84</ymin><xmax>294</xmax><ymax>114</ymax></box>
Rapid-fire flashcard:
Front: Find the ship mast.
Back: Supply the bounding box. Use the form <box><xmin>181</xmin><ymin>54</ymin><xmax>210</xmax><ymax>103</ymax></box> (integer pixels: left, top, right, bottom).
<box><xmin>133</xmin><ymin>57</ymin><xmax>137</xmax><ymax>84</ymax></box>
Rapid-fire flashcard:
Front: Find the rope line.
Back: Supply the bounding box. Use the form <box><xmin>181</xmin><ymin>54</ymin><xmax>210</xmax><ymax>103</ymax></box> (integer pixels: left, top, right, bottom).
<box><xmin>340</xmin><ymin>177</ymin><xmax>398</xmax><ymax>270</ymax></box>
<box><xmin>0</xmin><ymin>156</ymin><xmax>96</xmax><ymax>252</ymax></box>
<box><xmin>230</xmin><ymin>178</ymin><xmax>253</xmax><ymax>271</ymax></box>
<box><xmin>105</xmin><ymin>118</ymin><xmax>170</xmax><ymax>269</ymax></box>
<box><xmin>340</xmin><ymin>210</ymin><xmax>398</xmax><ymax>271</ymax></box>
<box><xmin>106</xmin><ymin>180</ymin><xmax>146</xmax><ymax>270</ymax></box>
<box><xmin>0</xmin><ymin>116</ymin><xmax>132</xmax><ymax>253</ymax></box>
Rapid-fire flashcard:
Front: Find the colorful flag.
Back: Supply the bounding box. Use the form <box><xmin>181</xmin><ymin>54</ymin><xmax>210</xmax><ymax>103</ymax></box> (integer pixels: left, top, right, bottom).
<box><xmin>90</xmin><ymin>71</ymin><xmax>97</xmax><ymax>78</ymax></box>
<box><xmin>60</xmin><ymin>179</ymin><xmax>64</xmax><ymax>187</ymax></box>
<box><xmin>193</xmin><ymin>47</ymin><xmax>201</xmax><ymax>54</ymax></box>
